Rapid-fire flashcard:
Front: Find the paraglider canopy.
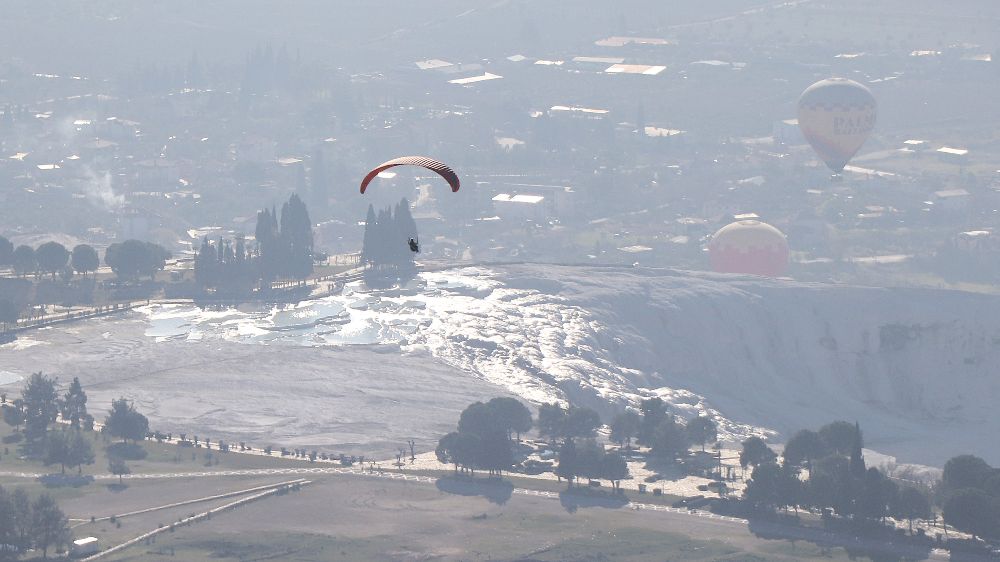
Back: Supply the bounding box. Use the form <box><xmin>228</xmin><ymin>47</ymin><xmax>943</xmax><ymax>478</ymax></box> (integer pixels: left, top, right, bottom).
<box><xmin>708</xmin><ymin>220</ymin><xmax>789</xmax><ymax>277</ymax></box>
<box><xmin>360</xmin><ymin>156</ymin><xmax>460</xmax><ymax>194</ymax></box>
<box><xmin>797</xmin><ymin>78</ymin><xmax>877</xmax><ymax>174</ymax></box>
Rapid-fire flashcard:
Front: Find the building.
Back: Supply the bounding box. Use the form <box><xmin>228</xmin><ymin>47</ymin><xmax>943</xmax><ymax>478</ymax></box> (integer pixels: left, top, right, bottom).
<box><xmin>71</xmin><ymin>537</ymin><xmax>99</xmax><ymax>557</ymax></box>
<box><xmin>937</xmin><ymin>146</ymin><xmax>969</xmax><ymax>164</ymax></box>
<box><xmin>492</xmin><ymin>193</ymin><xmax>546</xmax><ymax>221</ymax></box>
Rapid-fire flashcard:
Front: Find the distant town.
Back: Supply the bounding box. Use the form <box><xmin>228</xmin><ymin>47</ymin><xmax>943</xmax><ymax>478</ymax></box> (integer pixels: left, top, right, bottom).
<box><xmin>1</xmin><ymin>3</ymin><xmax>998</xmax><ymax>291</ymax></box>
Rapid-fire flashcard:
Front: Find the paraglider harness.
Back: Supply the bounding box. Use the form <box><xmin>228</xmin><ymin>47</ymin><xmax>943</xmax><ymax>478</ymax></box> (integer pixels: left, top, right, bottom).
<box><xmin>408</xmin><ymin>238</ymin><xmax>420</xmax><ymax>253</ymax></box>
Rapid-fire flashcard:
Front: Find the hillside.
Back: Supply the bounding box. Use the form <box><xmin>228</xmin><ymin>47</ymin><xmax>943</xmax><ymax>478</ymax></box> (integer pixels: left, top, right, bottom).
<box><xmin>3</xmin><ymin>264</ymin><xmax>997</xmax><ymax>465</ymax></box>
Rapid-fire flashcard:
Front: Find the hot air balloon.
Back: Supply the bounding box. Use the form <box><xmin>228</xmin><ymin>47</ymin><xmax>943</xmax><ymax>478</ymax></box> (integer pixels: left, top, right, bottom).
<box><xmin>709</xmin><ymin>220</ymin><xmax>789</xmax><ymax>277</ymax></box>
<box><xmin>359</xmin><ymin>156</ymin><xmax>460</xmax><ymax>194</ymax></box>
<box><xmin>797</xmin><ymin>78</ymin><xmax>876</xmax><ymax>174</ymax></box>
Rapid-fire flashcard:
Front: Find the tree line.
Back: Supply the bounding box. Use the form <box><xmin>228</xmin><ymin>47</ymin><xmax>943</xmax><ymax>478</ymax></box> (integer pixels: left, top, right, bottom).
<box><xmin>0</xmin><ymin>235</ymin><xmax>171</xmax><ymax>330</ymax></box>
<box><xmin>0</xmin><ymin>235</ymin><xmax>169</xmax><ymax>282</ymax></box>
<box><xmin>361</xmin><ymin>199</ymin><xmax>418</xmax><ymax>285</ymax></box>
<box><xmin>195</xmin><ymin>193</ymin><xmax>314</xmax><ymax>294</ymax></box>
<box><xmin>740</xmin><ymin>421</ymin><xmax>933</xmax><ymax>533</ymax></box>
<box><xmin>0</xmin><ymin>236</ymin><xmax>100</xmax><ymax>280</ymax></box>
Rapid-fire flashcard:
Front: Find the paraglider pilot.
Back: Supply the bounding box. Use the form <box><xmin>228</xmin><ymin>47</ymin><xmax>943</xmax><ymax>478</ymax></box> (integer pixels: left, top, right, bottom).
<box><xmin>408</xmin><ymin>238</ymin><xmax>419</xmax><ymax>253</ymax></box>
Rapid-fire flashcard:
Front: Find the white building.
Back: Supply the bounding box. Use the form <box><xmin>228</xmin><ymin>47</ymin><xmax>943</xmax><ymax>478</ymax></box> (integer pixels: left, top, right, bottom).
<box><xmin>492</xmin><ymin>193</ymin><xmax>546</xmax><ymax>221</ymax></box>
<box><xmin>71</xmin><ymin>537</ymin><xmax>99</xmax><ymax>557</ymax></box>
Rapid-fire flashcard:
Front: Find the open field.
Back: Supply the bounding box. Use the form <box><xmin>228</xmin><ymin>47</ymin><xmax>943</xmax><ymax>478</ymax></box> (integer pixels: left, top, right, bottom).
<box><xmin>85</xmin><ymin>474</ymin><xmax>938</xmax><ymax>562</ymax></box>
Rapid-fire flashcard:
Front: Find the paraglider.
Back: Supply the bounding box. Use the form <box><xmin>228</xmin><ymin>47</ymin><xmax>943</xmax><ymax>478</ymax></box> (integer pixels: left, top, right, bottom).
<box><xmin>797</xmin><ymin>78</ymin><xmax>877</xmax><ymax>174</ymax></box>
<box><xmin>408</xmin><ymin>238</ymin><xmax>419</xmax><ymax>253</ymax></box>
<box><xmin>359</xmin><ymin>156</ymin><xmax>460</xmax><ymax>194</ymax></box>
<box><xmin>708</xmin><ymin>220</ymin><xmax>789</xmax><ymax>277</ymax></box>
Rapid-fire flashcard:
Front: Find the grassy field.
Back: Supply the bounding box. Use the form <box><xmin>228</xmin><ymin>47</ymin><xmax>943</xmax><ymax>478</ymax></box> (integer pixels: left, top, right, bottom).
<box><xmin>0</xmin><ymin>423</ymin><xmax>930</xmax><ymax>561</ymax></box>
<box><xmin>93</xmin><ymin>476</ymin><xmax>904</xmax><ymax>562</ymax></box>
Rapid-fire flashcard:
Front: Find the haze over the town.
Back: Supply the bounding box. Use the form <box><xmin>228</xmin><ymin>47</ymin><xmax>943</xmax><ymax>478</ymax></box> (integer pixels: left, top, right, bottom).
<box><xmin>1</xmin><ymin>1</ymin><xmax>999</xmax><ymax>561</ymax></box>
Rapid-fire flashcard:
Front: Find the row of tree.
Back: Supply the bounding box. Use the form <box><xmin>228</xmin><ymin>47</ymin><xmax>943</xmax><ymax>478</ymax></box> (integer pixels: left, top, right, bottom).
<box><xmin>361</xmin><ymin>199</ymin><xmax>418</xmax><ymax>283</ymax></box>
<box><xmin>0</xmin><ymin>237</ymin><xmax>99</xmax><ymax>279</ymax></box>
<box><xmin>0</xmin><ymin>235</ymin><xmax>169</xmax><ymax>283</ymax></box>
<box><xmin>195</xmin><ymin>193</ymin><xmax>314</xmax><ymax>293</ymax></box>
<box><xmin>741</xmin><ymin>421</ymin><xmax>933</xmax><ymax>533</ymax></box>
<box><xmin>0</xmin><ymin>486</ymin><xmax>71</xmax><ymax>559</ymax></box>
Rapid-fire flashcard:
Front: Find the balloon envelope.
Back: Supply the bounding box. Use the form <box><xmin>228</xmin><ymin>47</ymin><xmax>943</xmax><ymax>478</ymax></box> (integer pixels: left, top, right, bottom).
<box><xmin>709</xmin><ymin>220</ymin><xmax>789</xmax><ymax>277</ymax></box>
<box><xmin>797</xmin><ymin>78</ymin><xmax>876</xmax><ymax>173</ymax></box>
<box><xmin>360</xmin><ymin>156</ymin><xmax>460</xmax><ymax>194</ymax></box>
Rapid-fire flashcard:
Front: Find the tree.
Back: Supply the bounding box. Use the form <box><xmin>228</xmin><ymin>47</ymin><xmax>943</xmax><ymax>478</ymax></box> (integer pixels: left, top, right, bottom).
<box><xmin>61</xmin><ymin>377</ymin><xmax>88</xmax><ymax>429</ymax></box>
<box><xmin>0</xmin><ymin>235</ymin><xmax>13</xmax><ymax>266</ymax></box>
<box><xmin>12</xmin><ymin>245</ymin><xmax>35</xmax><ymax>277</ymax></box>
<box><xmin>108</xmin><ymin>457</ymin><xmax>131</xmax><ymax>484</ymax></box>
<box><xmin>610</xmin><ymin>410</ymin><xmax>640</xmax><ymax>449</ymax></box>
<box><xmin>783</xmin><ymin>429</ymin><xmax>826</xmax><ymax>470</ymax></box>
<box><xmin>3</xmin><ymin>400</ymin><xmax>25</xmax><ymax>431</ymax></box>
<box><xmin>70</xmin><ymin>244</ymin><xmax>99</xmax><ymax>276</ymax></box>
<box><xmin>44</xmin><ymin>431</ymin><xmax>70</xmax><ymax>474</ymax></box>
<box><xmin>601</xmin><ymin>450</ymin><xmax>629</xmax><ymax>490</ymax></box>
<box><xmin>478</xmin><ymin>430</ymin><xmax>514</xmax><ymax>477</ymax></box>
<box><xmin>361</xmin><ymin>204</ymin><xmax>377</xmax><ymax>268</ymax></box>
<box><xmin>486</xmin><ymin>397</ymin><xmax>532</xmax><ymax>441</ymax></box>
<box><xmin>858</xmin><ymin>467</ymin><xmax>896</xmax><ymax>521</ymax></box>
<box><xmin>21</xmin><ymin>372</ymin><xmax>59</xmax><ymax>451</ymax></box>
<box><xmin>943</xmin><ymin>488</ymin><xmax>999</xmax><ymax>540</ymax></box>
<box><xmin>686</xmin><ymin>415</ymin><xmax>718</xmax><ymax>452</ymax></box>
<box><xmin>436</xmin><ymin>432</ymin><xmax>463</xmax><ymax>474</ymax></box>
<box><xmin>892</xmin><ymin>486</ymin><xmax>931</xmax><ymax>533</ymax></box>
<box><xmin>942</xmin><ymin>454</ymin><xmax>993</xmax><ymax>493</ymax></box>
<box><xmin>105</xmin><ymin>240</ymin><xmax>170</xmax><ymax>281</ymax></box>
<box><xmin>563</xmin><ymin>407</ymin><xmax>601</xmax><ymax>441</ymax></box>
<box><xmin>11</xmin><ymin>487</ymin><xmax>31</xmax><ymax>554</ymax></box>
<box><xmin>649</xmin><ymin>416</ymin><xmax>687</xmax><ymax>460</ymax></box>
<box><xmin>279</xmin><ymin>193</ymin><xmax>313</xmax><ymax>280</ymax></box>
<box><xmin>745</xmin><ymin>461</ymin><xmax>783</xmax><ymax>509</ymax></box>
<box><xmin>555</xmin><ymin>439</ymin><xmax>578</xmax><ymax>487</ymax></box>
<box><xmin>0</xmin><ymin>298</ymin><xmax>19</xmax><ymax>331</ymax></box>
<box><xmin>740</xmin><ymin>436</ymin><xmax>777</xmax><ymax>470</ymax></box>
<box><xmin>537</xmin><ymin>403</ymin><xmax>566</xmax><ymax>442</ymax></box>
<box><xmin>638</xmin><ymin>397</ymin><xmax>668</xmax><ymax>445</ymax></box>
<box><xmin>35</xmin><ymin>242</ymin><xmax>69</xmax><ymax>279</ymax></box>
<box><xmin>0</xmin><ymin>487</ymin><xmax>16</xmax><ymax>558</ymax></box>
<box><xmin>102</xmin><ymin>398</ymin><xmax>149</xmax><ymax>444</ymax></box>
<box><xmin>30</xmin><ymin>493</ymin><xmax>70</xmax><ymax>559</ymax></box>
<box><xmin>66</xmin><ymin>431</ymin><xmax>95</xmax><ymax>475</ymax></box>
<box><xmin>806</xmin><ymin>454</ymin><xmax>854</xmax><ymax>517</ymax></box>
<box><xmin>457</xmin><ymin>402</ymin><xmax>497</xmax><ymax>437</ymax></box>
<box><xmin>819</xmin><ymin>420</ymin><xmax>862</xmax><ymax>455</ymax></box>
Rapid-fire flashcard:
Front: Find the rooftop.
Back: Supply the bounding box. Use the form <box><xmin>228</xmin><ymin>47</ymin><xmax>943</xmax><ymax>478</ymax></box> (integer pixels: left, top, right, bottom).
<box><xmin>449</xmin><ymin>72</ymin><xmax>502</xmax><ymax>85</ymax></box>
<box><xmin>605</xmin><ymin>64</ymin><xmax>666</xmax><ymax>75</ymax></box>
<box><xmin>493</xmin><ymin>193</ymin><xmax>545</xmax><ymax>204</ymax></box>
